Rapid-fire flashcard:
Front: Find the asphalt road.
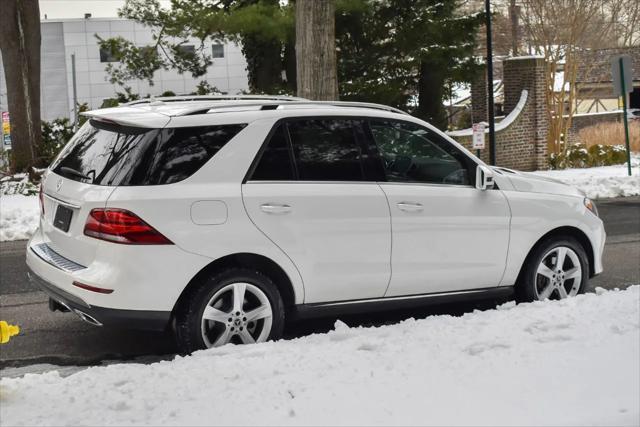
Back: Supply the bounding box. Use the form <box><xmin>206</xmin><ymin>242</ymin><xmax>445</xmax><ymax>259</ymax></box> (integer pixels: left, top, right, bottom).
<box><xmin>1</xmin><ymin>197</ymin><xmax>639</xmax><ymax>370</ymax></box>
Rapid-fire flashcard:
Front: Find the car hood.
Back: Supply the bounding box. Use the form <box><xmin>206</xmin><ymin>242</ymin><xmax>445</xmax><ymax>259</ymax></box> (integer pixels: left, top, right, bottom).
<box><xmin>492</xmin><ymin>167</ymin><xmax>585</xmax><ymax>198</ymax></box>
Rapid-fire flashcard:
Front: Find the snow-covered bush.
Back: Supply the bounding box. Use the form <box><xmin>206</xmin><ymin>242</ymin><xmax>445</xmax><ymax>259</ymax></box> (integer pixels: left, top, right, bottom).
<box><xmin>549</xmin><ymin>143</ymin><xmax>630</xmax><ymax>169</ymax></box>
<box><xmin>40</xmin><ymin>117</ymin><xmax>75</xmax><ymax>167</ymax></box>
<box><xmin>0</xmin><ymin>173</ymin><xmax>38</xmax><ymax>196</ymax></box>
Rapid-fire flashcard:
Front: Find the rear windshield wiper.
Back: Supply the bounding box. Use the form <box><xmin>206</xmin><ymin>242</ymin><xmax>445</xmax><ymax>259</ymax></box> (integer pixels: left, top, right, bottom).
<box><xmin>59</xmin><ymin>166</ymin><xmax>94</xmax><ymax>182</ymax></box>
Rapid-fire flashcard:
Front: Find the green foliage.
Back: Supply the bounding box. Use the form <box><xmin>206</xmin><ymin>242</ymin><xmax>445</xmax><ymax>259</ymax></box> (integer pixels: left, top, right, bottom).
<box><xmin>336</xmin><ymin>0</ymin><xmax>483</xmax><ymax>129</ymax></box>
<box><xmin>100</xmin><ymin>0</ymin><xmax>483</xmax><ymax>128</ymax></box>
<box><xmin>549</xmin><ymin>143</ymin><xmax>629</xmax><ymax>169</ymax></box>
<box><xmin>100</xmin><ymin>87</ymin><xmax>141</xmax><ymax>108</ymax></box>
<box><xmin>193</xmin><ymin>81</ymin><xmax>221</xmax><ymax>95</ymax></box>
<box><xmin>39</xmin><ymin>118</ymin><xmax>75</xmax><ymax>167</ymax></box>
<box><xmin>99</xmin><ymin>0</ymin><xmax>293</xmax><ymax>94</ymax></box>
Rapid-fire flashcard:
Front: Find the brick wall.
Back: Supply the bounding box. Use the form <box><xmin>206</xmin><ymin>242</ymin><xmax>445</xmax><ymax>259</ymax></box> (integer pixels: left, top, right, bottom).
<box><xmin>449</xmin><ymin>56</ymin><xmax>548</xmax><ymax>171</ymax></box>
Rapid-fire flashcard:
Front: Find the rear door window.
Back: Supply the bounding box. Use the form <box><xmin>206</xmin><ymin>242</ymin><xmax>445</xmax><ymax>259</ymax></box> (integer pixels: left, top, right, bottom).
<box><xmin>51</xmin><ymin>121</ymin><xmax>246</xmax><ymax>186</ymax></box>
<box><xmin>287</xmin><ymin>119</ymin><xmax>367</xmax><ymax>181</ymax></box>
<box><xmin>250</xmin><ymin>125</ymin><xmax>296</xmax><ymax>181</ymax></box>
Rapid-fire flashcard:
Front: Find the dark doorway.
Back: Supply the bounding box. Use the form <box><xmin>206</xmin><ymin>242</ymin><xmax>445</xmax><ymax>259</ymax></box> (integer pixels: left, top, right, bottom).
<box><xmin>630</xmin><ymin>87</ymin><xmax>640</xmax><ymax>109</ymax></box>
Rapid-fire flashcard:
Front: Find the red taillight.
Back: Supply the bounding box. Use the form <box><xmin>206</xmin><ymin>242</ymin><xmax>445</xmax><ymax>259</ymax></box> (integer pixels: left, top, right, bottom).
<box><xmin>39</xmin><ymin>183</ymin><xmax>45</xmax><ymax>216</ymax></box>
<box><xmin>72</xmin><ymin>281</ymin><xmax>114</xmax><ymax>294</ymax></box>
<box><xmin>84</xmin><ymin>208</ymin><xmax>173</xmax><ymax>245</ymax></box>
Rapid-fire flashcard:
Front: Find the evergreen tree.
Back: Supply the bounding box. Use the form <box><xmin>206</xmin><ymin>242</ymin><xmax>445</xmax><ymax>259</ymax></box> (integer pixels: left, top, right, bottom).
<box><xmin>99</xmin><ymin>0</ymin><xmax>294</xmax><ymax>94</ymax></box>
<box><xmin>336</xmin><ymin>0</ymin><xmax>483</xmax><ymax>129</ymax></box>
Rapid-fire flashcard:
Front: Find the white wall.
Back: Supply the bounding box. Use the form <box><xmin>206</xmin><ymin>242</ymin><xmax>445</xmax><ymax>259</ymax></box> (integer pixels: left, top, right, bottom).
<box><xmin>0</xmin><ymin>18</ymin><xmax>249</xmax><ymax>122</ymax></box>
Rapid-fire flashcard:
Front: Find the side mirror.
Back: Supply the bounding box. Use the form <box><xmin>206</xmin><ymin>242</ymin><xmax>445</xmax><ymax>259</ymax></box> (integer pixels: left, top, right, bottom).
<box><xmin>475</xmin><ymin>165</ymin><xmax>495</xmax><ymax>191</ymax></box>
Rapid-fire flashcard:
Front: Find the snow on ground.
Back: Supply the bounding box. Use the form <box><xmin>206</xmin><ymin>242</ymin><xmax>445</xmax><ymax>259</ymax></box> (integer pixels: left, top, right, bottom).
<box><xmin>530</xmin><ymin>155</ymin><xmax>640</xmax><ymax>199</ymax></box>
<box><xmin>0</xmin><ymin>195</ymin><xmax>39</xmax><ymax>242</ymax></box>
<box><xmin>1</xmin><ymin>286</ymin><xmax>638</xmax><ymax>426</ymax></box>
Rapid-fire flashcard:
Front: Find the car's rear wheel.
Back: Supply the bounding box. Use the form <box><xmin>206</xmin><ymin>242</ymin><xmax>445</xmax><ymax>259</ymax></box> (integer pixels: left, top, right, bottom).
<box><xmin>174</xmin><ymin>268</ymin><xmax>285</xmax><ymax>353</ymax></box>
<box><xmin>516</xmin><ymin>236</ymin><xmax>589</xmax><ymax>303</ymax></box>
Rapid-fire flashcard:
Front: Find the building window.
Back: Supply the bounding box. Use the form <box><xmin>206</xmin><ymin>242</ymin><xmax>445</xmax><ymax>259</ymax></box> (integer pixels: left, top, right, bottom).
<box><xmin>99</xmin><ymin>47</ymin><xmax>118</xmax><ymax>63</ymax></box>
<box><xmin>176</xmin><ymin>45</ymin><xmax>195</xmax><ymax>54</ymax></box>
<box><xmin>212</xmin><ymin>44</ymin><xmax>224</xmax><ymax>58</ymax></box>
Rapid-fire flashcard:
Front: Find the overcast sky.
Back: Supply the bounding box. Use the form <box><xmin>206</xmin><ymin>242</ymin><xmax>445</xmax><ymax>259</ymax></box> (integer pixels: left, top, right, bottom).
<box><xmin>39</xmin><ymin>0</ymin><xmax>171</xmax><ymax>19</ymax></box>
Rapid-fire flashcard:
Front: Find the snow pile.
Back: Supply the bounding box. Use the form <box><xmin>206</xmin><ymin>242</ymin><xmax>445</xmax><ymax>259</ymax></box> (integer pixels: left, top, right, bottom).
<box><xmin>2</xmin><ymin>286</ymin><xmax>638</xmax><ymax>426</ymax></box>
<box><xmin>531</xmin><ymin>156</ymin><xmax>640</xmax><ymax>199</ymax></box>
<box><xmin>0</xmin><ymin>173</ymin><xmax>39</xmax><ymax>196</ymax></box>
<box><xmin>0</xmin><ymin>195</ymin><xmax>39</xmax><ymax>242</ymax></box>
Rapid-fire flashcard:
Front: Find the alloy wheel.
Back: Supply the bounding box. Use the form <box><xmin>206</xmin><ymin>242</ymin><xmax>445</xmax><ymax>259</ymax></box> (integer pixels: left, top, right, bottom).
<box><xmin>200</xmin><ymin>282</ymin><xmax>273</xmax><ymax>348</ymax></box>
<box><xmin>534</xmin><ymin>246</ymin><xmax>583</xmax><ymax>300</ymax></box>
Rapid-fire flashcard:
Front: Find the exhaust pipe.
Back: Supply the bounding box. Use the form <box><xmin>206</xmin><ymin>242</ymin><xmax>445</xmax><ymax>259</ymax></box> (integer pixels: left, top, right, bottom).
<box><xmin>73</xmin><ymin>309</ymin><xmax>103</xmax><ymax>326</ymax></box>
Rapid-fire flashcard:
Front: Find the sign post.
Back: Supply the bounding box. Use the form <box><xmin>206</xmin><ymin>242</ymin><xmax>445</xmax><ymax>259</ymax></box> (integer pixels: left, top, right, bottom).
<box><xmin>472</xmin><ymin>122</ymin><xmax>486</xmax><ymax>158</ymax></box>
<box><xmin>611</xmin><ymin>54</ymin><xmax>633</xmax><ymax>176</ymax></box>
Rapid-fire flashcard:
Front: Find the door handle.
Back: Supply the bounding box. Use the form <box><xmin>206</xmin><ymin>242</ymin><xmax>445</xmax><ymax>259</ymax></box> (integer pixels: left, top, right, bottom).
<box><xmin>260</xmin><ymin>203</ymin><xmax>292</xmax><ymax>214</ymax></box>
<box><xmin>397</xmin><ymin>202</ymin><xmax>423</xmax><ymax>212</ymax></box>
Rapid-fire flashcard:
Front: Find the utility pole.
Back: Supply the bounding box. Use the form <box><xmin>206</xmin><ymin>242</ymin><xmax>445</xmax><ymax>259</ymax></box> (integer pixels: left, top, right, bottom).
<box><xmin>71</xmin><ymin>53</ymin><xmax>78</xmax><ymax>130</ymax></box>
<box><xmin>485</xmin><ymin>0</ymin><xmax>497</xmax><ymax>165</ymax></box>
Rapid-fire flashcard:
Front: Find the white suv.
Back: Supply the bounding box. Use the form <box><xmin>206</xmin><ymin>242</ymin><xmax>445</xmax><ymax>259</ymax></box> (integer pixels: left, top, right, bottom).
<box><xmin>27</xmin><ymin>96</ymin><xmax>605</xmax><ymax>352</ymax></box>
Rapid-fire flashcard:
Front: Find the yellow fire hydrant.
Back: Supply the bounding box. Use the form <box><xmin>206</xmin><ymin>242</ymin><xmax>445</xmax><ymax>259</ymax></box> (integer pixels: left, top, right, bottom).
<box><xmin>0</xmin><ymin>321</ymin><xmax>19</xmax><ymax>344</ymax></box>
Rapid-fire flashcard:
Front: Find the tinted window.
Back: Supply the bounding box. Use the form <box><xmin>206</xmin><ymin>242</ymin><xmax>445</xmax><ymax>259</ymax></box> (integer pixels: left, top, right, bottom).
<box><xmin>51</xmin><ymin>121</ymin><xmax>246</xmax><ymax>186</ymax></box>
<box><xmin>288</xmin><ymin>119</ymin><xmax>365</xmax><ymax>181</ymax></box>
<box><xmin>370</xmin><ymin>120</ymin><xmax>473</xmax><ymax>185</ymax></box>
<box><xmin>212</xmin><ymin>44</ymin><xmax>225</xmax><ymax>58</ymax></box>
<box><xmin>251</xmin><ymin>125</ymin><xmax>295</xmax><ymax>181</ymax></box>
<box><xmin>99</xmin><ymin>47</ymin><xmax>117</xmax><ymax>63</ymax></box>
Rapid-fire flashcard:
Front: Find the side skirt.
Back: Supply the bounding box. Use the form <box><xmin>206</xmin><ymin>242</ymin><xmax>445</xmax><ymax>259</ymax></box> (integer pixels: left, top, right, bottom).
<box><xmin>291</xmin><ymin>286</ymin><xmax>514</xmax><ymax>320</ymax></box>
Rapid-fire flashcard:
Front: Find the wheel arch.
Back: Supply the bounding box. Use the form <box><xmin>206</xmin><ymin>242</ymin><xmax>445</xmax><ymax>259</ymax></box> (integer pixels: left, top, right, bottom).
<box><xmin>517</xmin><ymin>226</ymin><xmax>595</xmax><ymax>282</ymax></box>
<box><xmin>172</xmin><ymin>253</ymin><xmax>297</xmax><ymax>315</ymax></box>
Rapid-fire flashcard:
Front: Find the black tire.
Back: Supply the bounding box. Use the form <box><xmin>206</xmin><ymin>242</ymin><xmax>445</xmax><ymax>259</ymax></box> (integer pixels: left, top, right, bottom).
<box><xmin>515</xmin><ymin>235</ymin><xmax>589</xmax><ymax>303</ymax></box>
<box><xmin>173</xmin><ymin>268</ymin><xmax>285</xmax><ymax>354</ymax></box>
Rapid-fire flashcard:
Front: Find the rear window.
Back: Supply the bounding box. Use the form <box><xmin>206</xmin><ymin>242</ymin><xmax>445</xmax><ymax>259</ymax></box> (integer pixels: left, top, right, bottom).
<box><xmin>51</xmin><ymin>121</ymin><xmax>246</xmax><ymax>186</ymax></box>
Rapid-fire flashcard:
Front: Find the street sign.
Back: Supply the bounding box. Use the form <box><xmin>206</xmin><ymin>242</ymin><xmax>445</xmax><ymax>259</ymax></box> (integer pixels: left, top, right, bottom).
<box><xmin>610</xmin><ymin>54</ymin><xmax>633</xmax><ymax>176</ymax></box>
<box><xmin>472</xmin><ymin>122</ymin><xmax>486</xmax><ymax>150</ymax></box>
<box><xmin>1</xmin><ymin>111</ymin><xmax>10</xmax><ymax>148</ymax></box>
<box><xmin>611</xmin><ymin>54</ymin><xmax>633</xmax><ymax>97</ymax></box>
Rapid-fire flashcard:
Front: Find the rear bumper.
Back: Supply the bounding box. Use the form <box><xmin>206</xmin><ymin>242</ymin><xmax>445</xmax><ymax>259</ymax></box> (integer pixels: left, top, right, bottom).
<box><xmin>28</xmin><ymin>266</ymin><xmax>171</xmax><ymax>331</ymax></box>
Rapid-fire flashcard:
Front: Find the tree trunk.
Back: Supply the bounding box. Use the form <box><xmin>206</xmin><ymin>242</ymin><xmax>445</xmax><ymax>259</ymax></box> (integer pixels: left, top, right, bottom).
<box><xmin>417</xmin><ymin>60</ymin><xmax>448</xmax><ymax>130</ymax></box>
<box><xmin>0</xmin><ymin>0</ymin><xmax>41</xmax><ymax>173</ymax></box>
<box><xmin>295</xmin><ymin>0</ymin><xmax>338</xmax><ymax>100</ymax></box>
<box><xmin>509</xmin><ymin>0</ymin><xmax>519</xmax><ymax>56</ymax></box>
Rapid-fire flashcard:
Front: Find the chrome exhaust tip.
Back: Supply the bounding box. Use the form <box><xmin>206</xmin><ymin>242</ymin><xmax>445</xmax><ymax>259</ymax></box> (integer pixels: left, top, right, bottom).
<box><xmin>73</xmin><ymin>309</ymin><xmax>103</xmax><ymax>326</ymax></box>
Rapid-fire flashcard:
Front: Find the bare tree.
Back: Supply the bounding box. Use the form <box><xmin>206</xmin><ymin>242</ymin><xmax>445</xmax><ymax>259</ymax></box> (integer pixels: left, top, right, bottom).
<box><xmin>0</xmin><ymin>0</ymin><xmax>41</xmax><ymax>173</ymax></box>
<box><xmin>521</xmin><ymin>0</ymin><xmax>618</xmax><ymax>155</ymax></box>
<box><xmin>295</xmin><ymin>0</ymin><xmax>338</xmax><ymax>100</ymax></box>
<box><xmin>509</xmin><ymin>0</ymin><xmax>520</xmax><ymax>55</ymax></box>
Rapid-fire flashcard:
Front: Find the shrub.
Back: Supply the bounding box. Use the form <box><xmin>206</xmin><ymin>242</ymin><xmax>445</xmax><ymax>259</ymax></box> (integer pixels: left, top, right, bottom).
<box><xmin>548</xmin><ymin>142</ymin><xmax>630</xmax><ymax>169</ymax></box>
<box><xmin>39</xmin><ymin>118</ymin><xmax>75</xmax><ymax>167</ymax></box>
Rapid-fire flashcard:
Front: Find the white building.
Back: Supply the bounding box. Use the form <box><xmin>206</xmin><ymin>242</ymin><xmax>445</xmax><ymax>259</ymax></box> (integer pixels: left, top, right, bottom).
<box><xmin>0</xmin><ymin>17</ymin><xmax>249</xmax><ymax>122</ymax></box>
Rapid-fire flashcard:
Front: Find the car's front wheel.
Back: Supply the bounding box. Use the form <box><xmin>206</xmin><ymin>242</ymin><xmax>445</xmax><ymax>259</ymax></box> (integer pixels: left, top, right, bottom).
<box><xmin>174</xmin><ymin>268</ymin><xmax>285</xmax><ymax>353</ymax></box>
<box><xmin>516</xmin><ymin>236</ymin><xmax>589</xmax><ymax>303</ymax></box>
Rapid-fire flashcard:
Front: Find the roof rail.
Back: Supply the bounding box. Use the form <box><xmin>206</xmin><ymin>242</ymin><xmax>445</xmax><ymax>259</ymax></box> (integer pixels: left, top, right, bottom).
<box><xmin>125</xmin><ymin>95</ymin><xmax>307</xmax><ymax>106</ymax></box>
<box><xmin>177</xmin><ymin>100</ymin><xmax>408</xmax><ymax>116</ymax></box>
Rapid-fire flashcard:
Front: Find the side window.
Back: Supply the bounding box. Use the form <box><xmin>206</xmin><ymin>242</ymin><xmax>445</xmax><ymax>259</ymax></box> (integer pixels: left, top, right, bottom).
<box><xmin>370</xmin><ymin>120</ymin><xmax>473</xmax><ymax>185</ymax></box>
<box><xmin>251</xmin><ymin>125</ymin><xmax>295</xmax><ymax>181</ymax></box>
<box><xmin>287</xmin><ymin>119</ymin><xmax>366</xmax><ymax>181</ymax></box>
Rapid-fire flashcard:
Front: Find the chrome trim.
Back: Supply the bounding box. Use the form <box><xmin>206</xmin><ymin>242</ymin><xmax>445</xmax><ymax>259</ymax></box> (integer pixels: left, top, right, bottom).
<box><xmin>43</xmin><ymin>193</ymin><xmax>81</xmax><ymax>209</ymax></box>
<box><xmin>30</xmin><ymin>243</ymin><xmax>86</xmax><ymax>273</ymax></box>
<box><xmin>245</xmin><ymin>180</ymin><xmax>381</xmax><ymax>185</ymax></box>
<box><xmin>245</xmin><ymin>180</ymin><xmax>474</xmax><ymax>189</ymax></box>
<box><xmin>312</xmin><ymin>288</ymin><xmax>494</xmax><ymax>308</ymax></box>
<box><xmin>125</xmin><ymin>95</ymin><xmax>308</xmax><ymax>106</ymax></box>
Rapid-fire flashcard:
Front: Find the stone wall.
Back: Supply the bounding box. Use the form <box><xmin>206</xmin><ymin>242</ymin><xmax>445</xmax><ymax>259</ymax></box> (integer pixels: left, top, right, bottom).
<box><xmin>449</xmin><ymin>56</ymin><xmax>548</xmax><ymax>171</ymax></box>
